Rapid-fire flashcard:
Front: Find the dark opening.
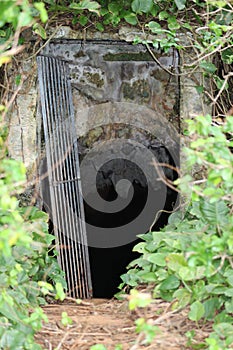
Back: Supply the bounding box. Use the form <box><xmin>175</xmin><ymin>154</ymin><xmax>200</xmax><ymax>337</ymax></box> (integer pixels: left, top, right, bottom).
<box><xmin>86</xmin><ymin>182</ymin><xmax>178</xmax><ymax>298</ymax></box>
<box><xmin>41</xmin><ymin>136</ymin><xmax>178</xmax><ymax>299</ymax></box>
<box><xmin>81</xmin><ymin>150</ymin><xmax>178</xmax><ymax>298</ymax></box>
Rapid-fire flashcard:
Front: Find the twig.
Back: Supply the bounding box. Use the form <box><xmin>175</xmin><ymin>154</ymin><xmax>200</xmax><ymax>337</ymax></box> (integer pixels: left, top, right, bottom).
<box><xmin>149</xmin><ymin>206</ymin><xmax>180</xmax><ymax>232</ymax></box>
<box><xmin>152</xmin><ymin>162</ymin><xmax>181</xmax><ymax>176</ymax></box>
<box><xmin>210</xmin><ymin>254</ymin><xmax>227</xmax><ymax>277</ymax></box>
<box><xmin>44</xmin><ymin>340</ymin><xmax>53</xmax><ymax>350</ymax></box>
<box><xmin>213</xmin><ymin>72</ymin><xmax>233</xmax><ymax>104</ymax></box>
<box><xmin>0</xmin><ymin>45</ymin><xmax>25</xmax><ymax>61</ymax></box>
<box><xmin>152</xmin><ymin>159</ymin><xmax>181</xmax><ymax>194</ymax></box>
<box><xmin>2</xmin><ymin>76</ymin><xmax>26</xmax><ymax>120</ymax></box>
<box><xmin>152</xmin><ymin>307</ymin><xmax>185</xmax><ymax>325</ymax></box>
<box><xmin>129</xmin><ymin>332</ymin><xmax>145</xmax><ymax>350</ymax></box>
<box><xmin>56</xmin><ymin>328</ymin><xmax>73</xmax><ymax>350</ymax></box>
<box><xmin>145</xmin><ymin>43</ymin><xmax>199</xmax><ymax>77</ymax></box>
<box><xmin>184</xmin><ymin>32</ymin><xmax>233</xmax><ymax>68</ymax></box>
<box><xmin>25</xmin><ymin>24</ymin><xmax>63</xmax><ymax>61</ymax></box>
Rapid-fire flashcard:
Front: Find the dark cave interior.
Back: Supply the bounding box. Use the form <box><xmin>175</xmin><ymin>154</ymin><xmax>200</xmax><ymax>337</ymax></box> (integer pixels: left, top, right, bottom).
<box><xmin>85</xmin><ymin>171</ymin><xmax>178</xmax><ymax>298</ymax></box>
<box><xmin>41</xmin><ymin>143</ymin><xmax>179</xmax><ymax>299</ymax></box>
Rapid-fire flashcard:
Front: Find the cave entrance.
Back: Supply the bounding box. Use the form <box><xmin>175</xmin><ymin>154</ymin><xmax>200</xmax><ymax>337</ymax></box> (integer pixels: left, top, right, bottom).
<box><xmin>78</xmin><ymin>125</ymin><xmax>179</xmax><ymax>298</ymax></box>
<box><xmin>85</xmin><ymin>162</ymin><xmax>178</xmax><ymax>298</ymax></box>
<box><xmin>37</xmin><ymin>41</ymin><xmax>180</xmax><ymax>299</ymax></box>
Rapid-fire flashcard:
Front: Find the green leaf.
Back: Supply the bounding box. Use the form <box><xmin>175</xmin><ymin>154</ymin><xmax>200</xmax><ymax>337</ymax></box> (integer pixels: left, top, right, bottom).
<box><xmin>108</xmin><ymin>3</ymin><xmax>119</xmax><ymax>14</ymax></box>
<box><xmin>166</xmin><ymin>253</ymin><xmax>187</xmax><ymax>272</ymax></box>
<box><xmin>173</xmin><ymin>288</ymin><xmax>191</xmax><ymax>308</ymax></box>
<box><xmin>61</xmin><ymin>312</ymin><xmax>72</xmax><ymax>326</ymax></box>
<box><xmin>158</xmin><ymin>11</ymin><xmax>169</xmax><ymax>20</ymax></box>
<box><xmin>129</xmin><ymin>290</ymin><xmax>152</xmax><ymax>310</ymax></box>
<box><xmin>221</xmin><ymin>48</ymin><xmax>233</xmax><ymax>64</ymax></box>
<box><xmin>159</xmin><ymin>275</ymin><xmax>180</xmax><ymax>291</ymax></box>
<box><xmin>79</xmin><ymin>15</ymin><xmax>88</xmax><ymax>26</ymax></box>
<box><xmin>203</xmin><ymin>298</ymin><xmax>220</xmax><ymax>320</ymax></box>
<box><xmin>146</xmin><ymin>21</ymin><xmax>162</xmax><ymax>33</ymax></box>
<box><xmin>90</xmin><ymin>345</ymin><xmax>108</xmax><ymax>350</ymax></box>
<box><xmin>127</xmin><ymin>257</ymin><xmax>149</xmax><ymax>268</ymax></box>
<box><xmin>0</xmin><ymin>328</ymin><xmax>31</xmax><ymax>349</ymax></box>
<box><xmin>168</xmin><ymin>16</ymin><xmax>180</xmax><ymax>30</ymax></box>
<box><xmin>146</xmin><ymin>253</ymin><xmax>166</xmax><ymax>266</ymax></box>
<box><xmin>141</xmin><ymin>272</ymin><xmax>157</xmax><ymax>282</ymax></box>
<box><xmin>195</xmin><ymin>85</ymin><xmax>204</xmax><ymax>94</ymax></box>
<box><xmin>34</xmin><ymin>2</ymin><xmax>48</xmax><ymax>23</ymax></box>
<box><xmin>224</xmin><ymin>270</ymin><xmax>233</xmax><ymax>287</ymax></box>
<box><xmin>38</xmin><ymin>281</ymin><xmax>53</xmax><ymax>295</ymax></box>
<box><xmin>174</xmin><ymin>0</ymin><xmax>186</xmax><ymax>10</ymax></box>
<box><xmin>0</xmin><ymin>29</ymin><xmax>6</xmax><ymax>37</ymax></box>
<box><xmin>0</xmin><ymin>295</ymin><xmax>24</xmax><ymax>323</ymax></box>
<box><xmin>124</xmin><ymin>13</ymin><xmax>138</xmax><ymax>25</ymax></box>
<box><xmin>199</xmin><ymin>200</ymin><xmax>229</xmax><ymax>226</ymax></box>
<box><xmin>55</xmin><ymin>282</ymin><xmax>65</xmax><ymax>301</ymax></box>
<box><xmin>200</xmin><ymin>61</ymin><xmax>217</xmax><ymax>74</ymax></box>
<box><xmin>17</xmin><ymin>11</ymin><xmax>33</xmax><ymax>27</ymax></box>
<box><xmin>33</xmin><ymin>23</ymin><xmax>47</xmax><ymax>39</ymax></box>
<box><xmin>213</xmin><ymin>322</ymin><xmax>233</xmax><ymax>338</ymax></box>
<box><xmin>178</xmin><ymin>267</ymin><xmax>195</xmax><ymax>281</ymax></box>
<box><xmin>150</xmin><ymin>5</ymin><xmax>159</xmax><ymax>17</ymax></box>
<box><xmin>133</xmin><ymin>242</ymin><xmax>146</xmax><ymax>253</ymax></box>
<box><xmin>69</xmin><ymin>0</ymin><xmax>100</xmax><ymax>15</ymax></box>
<box><xmin>188</xmin><ymin>301</ymin><xmax>205</xmax><ymax>322</ymax></box>
<box><xmin>15</xmin><ymin>74</ymin><xmax>21</xmax><ymax>86</ymax></box>
<box><xmin>225</xmin><ymin>299</ymin><xmax>233</xmax><ymax>313</ymax></box>
<box><xmin>224</xmin><ymin>288</ymin><xmax>233</xmax><ymax>297</ymax></box>
<box><xmin>160</xmin><ymin>290</ymin><xmax>174</xmax><ymax>302</ymax></box>
<box><xmin>131</xmin><ymin>0</ymin><xmax>153</xmax><ymax>14</ymax></box>
<box><xmin>95</xmin><ymin>22</ymin><xmax>104</xmax><ymax>31</ymax></box>
<box><xmin>182</xmin><ymin>22</ymin><xmax>192</xmax><ymax>30</ymax></box>
<box><xmin>215</xmin><ymin>76</ymin><xmax>229</xmax><ymax>91</ymax></box>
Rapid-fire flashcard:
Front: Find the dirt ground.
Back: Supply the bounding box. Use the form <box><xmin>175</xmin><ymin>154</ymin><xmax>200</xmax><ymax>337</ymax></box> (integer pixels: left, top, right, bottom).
<box><xmin>35</xmin><ymin>296</ymin><xmax>213</xmax><ymax>350</ymax></box>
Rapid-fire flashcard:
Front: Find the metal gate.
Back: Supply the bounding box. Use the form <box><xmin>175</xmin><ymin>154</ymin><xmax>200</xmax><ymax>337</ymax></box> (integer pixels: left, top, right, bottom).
<box><xmin>37</xmin><ymin>56</ymin><xmax>92</xmax><ymax>298</ymax></box>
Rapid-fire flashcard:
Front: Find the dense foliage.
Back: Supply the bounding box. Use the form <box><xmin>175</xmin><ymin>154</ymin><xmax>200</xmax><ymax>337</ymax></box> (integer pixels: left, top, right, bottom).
<box><xmin>0</xmin><ymin>127</ymin><xmax>66</xmax><ymax>349</ymax></box>
<box><xmin>120</xmin><ymin>115</ymin><xmax>233</xmax><ymax>349</ymax></box>
<box><xmin>0</xmin><ymin>0</ymin><xmax>233</xmax><ymax>349</ymax></box>
<box><xmin>0</xmin><ymin>1</ymin><xmax>67</xmax><ymax>349</ymax></box>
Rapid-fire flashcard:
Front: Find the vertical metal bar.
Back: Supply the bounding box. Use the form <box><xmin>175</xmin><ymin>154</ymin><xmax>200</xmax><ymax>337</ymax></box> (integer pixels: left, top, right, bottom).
<box><xmin>47</xmin><ymin>58</ymin><xmax>71</xmax><ymax>292</ymax></box>
<box><xmin>37</xmin><ymin>55</ymin><xmax>92</xmax><ymax>299</ymax></box>
<box><xmin>55</xmin><ymin>60</ymin><xmax>83</xmax><ymax>297</ymax></box>
<box><xmin>61</xmin><ymin>60</ymin><xmax>86</xmax><ymax>298</ymax></box>
<box><xmin>58</xmin><ymin>60</ymin><xmax>86</xmax><ymax>298</ymax></box>
<box><xmin>65</xmin><ymin>63</ymin><xmax>93</xmax><ymax>297</ymax></box>
<box><xmin>44</xmin><ymin>58</ymin><xmax>67</xmax><ymax>284</ymax></box>
<box><xmin>37</xmin><ymin>56</ymin><xmax>61</xmax><ymax>267</ymax></box>
<box><xmin>48</xmin><ymin>58</ymin><xmax>73</xmax><ymax>294</ymax></box>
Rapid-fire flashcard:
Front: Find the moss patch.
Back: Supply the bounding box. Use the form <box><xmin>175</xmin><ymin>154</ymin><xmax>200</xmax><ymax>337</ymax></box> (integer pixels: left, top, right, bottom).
<box><xmin>84</xmin><ymin>72</ymin><xmax>104</xmax><ymax>88</ymax></box>
<box><xmin>103</xmin><ymin>52</ymin><xmax>154</xmax><ymax>61</ymax></box>
<box><xmin>122</xmin><ymin>79</ymin><xmax>150</xmax><ymax>101</ymax></box>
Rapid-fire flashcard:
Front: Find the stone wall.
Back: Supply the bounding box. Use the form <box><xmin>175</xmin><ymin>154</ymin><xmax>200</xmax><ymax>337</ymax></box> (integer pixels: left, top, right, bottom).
<box><xmin>6</xmin><ymin>26</ymin><xmax>210</xmax><ymax>187</ymax></box>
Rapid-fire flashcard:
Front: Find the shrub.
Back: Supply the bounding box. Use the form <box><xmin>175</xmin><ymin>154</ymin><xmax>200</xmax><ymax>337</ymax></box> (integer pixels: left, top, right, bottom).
<box><xmin>120</xmin><ymin>115</ymin><xmax>233</xmax><ymax>349</ymax></box>
<box><xmin>0</xmin><ymin>121</ymin><xmax>66</xmax><ymax>349</ymax></box>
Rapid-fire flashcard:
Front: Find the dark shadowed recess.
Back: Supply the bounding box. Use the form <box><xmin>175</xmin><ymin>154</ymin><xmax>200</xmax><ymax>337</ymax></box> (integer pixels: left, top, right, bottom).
<box><xmin>41</xmin><ymin>143</ymin><xmax>179</xmax><ymax>299</ymax></box>
<box><xmin>83</xmin><ymin>158</ymin><xmax>178</xmax><ymax>298</ymax></box>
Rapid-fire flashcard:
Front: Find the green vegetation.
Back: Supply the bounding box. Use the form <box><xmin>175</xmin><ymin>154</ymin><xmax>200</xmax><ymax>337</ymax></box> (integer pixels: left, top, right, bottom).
<box><xmin>120</xmin><ymin>115</ymin><xmax>233</xmax><ymax>349</ymax></box>
<box><xmin>0</xmin><ymin>128</ymin><xmax>66</xmax><ymax>349</ymax></box>
<box><xmin>0</xmin><ymin>0</ymin><xmax>233</xmax><ymax>349</ymax></box>
<box><xmin>0</xmin><ymin>2</ymin><xmax>67</xmax><ymax>349</ymax></box>
<box><xmin>0</xmin><ymin>0</ymin><xmax>47</xmax><ymax>64</ymax></box>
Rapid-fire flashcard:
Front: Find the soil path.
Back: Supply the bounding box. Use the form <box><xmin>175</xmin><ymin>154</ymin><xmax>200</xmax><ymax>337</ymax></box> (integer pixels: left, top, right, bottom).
<box><xmin>35</xmin><ymin>298</ymin><xmax>212</xmax><ymax>350</ymax></box>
